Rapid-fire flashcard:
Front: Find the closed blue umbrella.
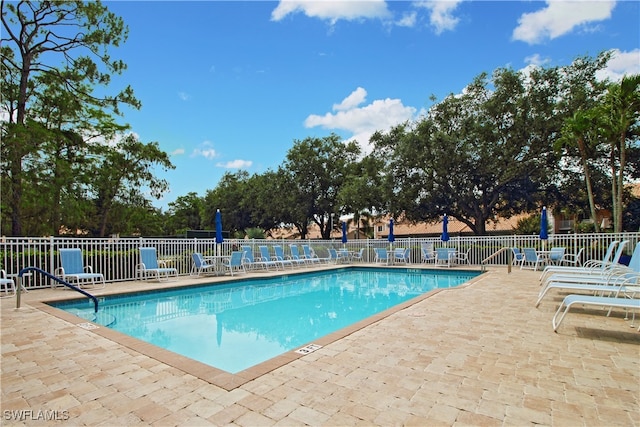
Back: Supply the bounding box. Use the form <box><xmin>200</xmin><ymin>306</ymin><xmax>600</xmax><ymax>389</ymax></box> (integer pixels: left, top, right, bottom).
<box><xmin>341</xmin><ymin>222</ymin><xmax>348</xmax><ymax>244</ymax></box>
<box><xmin>539</xmin><ymin>206</ymin><xmax>549</xmax><ymax>241</ymax></box>
<box><xmin>215</xmin><ymin>209</ymin><xmax>224</xmax><ymax>244</ymax></box>
<box><xmin>388</xmin><ymin>219</ymin><xmax>395</xmax><ymax>245</ymax></box>
<box><xmin>441</xmin><ymin>214</ymin><xmax>450</xmax><ymax>242</ymax></box>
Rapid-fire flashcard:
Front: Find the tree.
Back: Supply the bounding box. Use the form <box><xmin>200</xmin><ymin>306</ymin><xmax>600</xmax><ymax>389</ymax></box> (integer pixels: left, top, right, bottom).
<box><xmin>282</xmin><ymin>134</ymin><xmax>360</xmax><ymax>239</ymax></box>
<box><xmin>166</xmin><ymin>192</ymin><xmax>204</xmax><ymax>235</ymax></box>
<box><xmin>555</xmin><ymin>52</ymin><xmax>612</xmax><ymax>232</ymax></box>
<box><xmin>1</xmin><ymin>0</ymin><xmax>139</xmax><ymax>235</ymax></box>
<box><xmin>599</xmin><ymin>74</ymin><xmax>640</xmax><ymax>232</ymax></box>
<box><xmin>90</xmin><ymin>134</ymin><xmax>174</xmax><ymax>237</ymax></box>
<box><xmin>556</xmin><ymin>110</ymin><xmax>606</xmax><ymax>232</ymax></box>
<box><xmin>372</xmin><ymin>67</ymin><xmax>560</xmax><ymax>235</ymax></box>
<box><xmin>337</xmin><ymin>156</ymin><xmax>382</xmax><ymax>238</ymax></box>
<box><xmin>202</xmin><ymin>171</ymin><xmax>252</xmax><ymax>236</ymax></box>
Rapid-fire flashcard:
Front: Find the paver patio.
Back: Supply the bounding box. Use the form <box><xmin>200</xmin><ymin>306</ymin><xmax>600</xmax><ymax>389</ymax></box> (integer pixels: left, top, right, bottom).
<box><xmin>1</xmin><ymin>266</ymin><xmax>638</xmax><ymax>426</ymax></box>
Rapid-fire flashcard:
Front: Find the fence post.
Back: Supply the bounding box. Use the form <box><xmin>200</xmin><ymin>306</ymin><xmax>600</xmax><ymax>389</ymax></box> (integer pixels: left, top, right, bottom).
<box><xmin>49</xmin><ymin>236</ymin><xmax>55</xmax><ymax>288</ymax></box>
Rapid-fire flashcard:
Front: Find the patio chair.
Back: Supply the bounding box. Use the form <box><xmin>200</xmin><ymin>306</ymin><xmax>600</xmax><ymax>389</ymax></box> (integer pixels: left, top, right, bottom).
<box><xmin>374</xmin><ymin>248</ymin><xmax>389</xmax><ymax>264</ymax></box>
<box><xmin>274</xmin><ymin>245</ymin><xmax>305</xmax><ymax>268</ymax></box>
<box><xmin>520</xmin><ymin>248</ymin><xmax>546</xmax><ymax>271</ymax></box>
<box><xmin>561</xmin><ymin>248</ymin><xmax>584</xmax><ymax>267</ymax></box>
<box><xmin>136</xmin><ymin>247</ymin><xmax>178</xmax><ymax>282</ymax></box>
<box><xmin>0</xmin><ymin>270</ymin><xmax>15</xmax><ymax>298</ymax></box>
<box><xmin>191</xmin><ymin>252</ymin><xmax>218</xmax><ymax>277</ymax></box>
<box><xmin>393</xmin><ymin>248</ymin><xmax>410</xmax><ymax>264</ymax></box>
<box><xmin>351</xmin><ymin>248</ymin><xmax>365</xmax><ymax>262</ymax></box>
<box><xmin>435</xmin><ymin>248</ymin><xmax>453</xmax><ymax>268</ymax></box>
<box><xmin>258</xmin><ymin>246</ymin><xmax>285</xmax><ymax>270</ymax></box>
<box><xmin>421</xmin><ymin>246</ymin><xmax>436</xmax><ymax>264</ymax></box>
<box><xmin>328</xmin><ymin>248</ymin><xmax>349</xmax><ymax>264</ymax></box>
<box><xmin>454</xmin><ymin>248</ymin><xmax>471</xmax><ymax>265</ymax></box>
<box><xmin>511</xmin><ymin>248</ymin><xmax>524</xmax><ymax>267</ymax></box>
<box><xmin>221</xmin><ymin>251</ymin><xmax>246</xmax><ymax>276</ymax></box>
<box><xmin>290</xmin><ymin>245</ymin><xmax>309</xmax><ymax>266</ymax></box>
<box><xmin>302</xmin><ymin>245</ymin><xmax>324</xmax><ymax>264</ymax></box>
<box><xmin>241</xmin><ymin>245</ymin><xmax>273</xmax><ymax>271</ymax></box>
<box><xmin>55</xmin><ymin>248</ymin><xmax>105</xmax><ymax>288</ymax></box>
<box><xmin>548</xmin><ymin>247</ymin><xmax>566</xmax><ymax>265</ymax></box>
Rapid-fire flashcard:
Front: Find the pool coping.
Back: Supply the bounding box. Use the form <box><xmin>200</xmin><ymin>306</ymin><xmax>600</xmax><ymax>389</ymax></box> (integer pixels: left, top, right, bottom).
<box><xmin>30</xmin><ymin>265</ymin><xmax>487</xmax><ymax>391</ymax></box>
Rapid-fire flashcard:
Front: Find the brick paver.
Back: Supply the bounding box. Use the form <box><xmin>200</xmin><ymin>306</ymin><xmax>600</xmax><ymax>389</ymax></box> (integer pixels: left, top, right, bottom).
<box><xmin>1</xmin><ymin>267</ymin><xmax>638</xmax><ymax>426</ymax></box>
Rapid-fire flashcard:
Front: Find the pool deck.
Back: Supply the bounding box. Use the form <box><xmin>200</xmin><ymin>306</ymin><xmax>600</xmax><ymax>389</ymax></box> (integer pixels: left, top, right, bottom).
<box><xmin>1</xmin><ymin>264</ymin><xmax>639</xmax><ymax>426</ymax></box>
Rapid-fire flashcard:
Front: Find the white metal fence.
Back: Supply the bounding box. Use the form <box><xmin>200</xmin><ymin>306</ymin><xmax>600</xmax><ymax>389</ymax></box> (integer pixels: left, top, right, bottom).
<box><xmin>2</xmin><ymin>233</ymin><xmax>638</xmax><ymax>289</ymax></box>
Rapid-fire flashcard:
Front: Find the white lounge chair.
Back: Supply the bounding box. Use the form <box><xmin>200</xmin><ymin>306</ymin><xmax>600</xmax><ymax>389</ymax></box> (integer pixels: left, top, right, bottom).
<box><xmin>136</xmin><ymin>247</ymin><xmax>178</xmax><ymax>281</ymax></box>
<box><xmin>541</xmin><ymin>242</ymin><xmax>637</xmax><ymax>288</ymax></box>
<box><xmin>539</xmin><ymin>241</ymin><xmax>620</xmax><ymax>281</ymax></box>
<box><xmin>55</xmin><ymin>248</ymin><xmax>105</xmax><ymax>288</ymax></box>
<box><xmin>536</xmin><ymin>271</ymin><xmax>639</xmax><ymax>307</ymax></box>
<box><xmin>552</xmin><ymin>293</ymin><xmax>640</xmax><ymax>332</ymax></box>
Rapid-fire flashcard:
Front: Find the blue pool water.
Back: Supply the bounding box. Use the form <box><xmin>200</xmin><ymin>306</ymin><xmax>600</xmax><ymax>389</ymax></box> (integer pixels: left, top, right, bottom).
<box><xmin>50</xmin><ymin>268</ymin><xmax>479</xmax><ymax>373</ymax></box>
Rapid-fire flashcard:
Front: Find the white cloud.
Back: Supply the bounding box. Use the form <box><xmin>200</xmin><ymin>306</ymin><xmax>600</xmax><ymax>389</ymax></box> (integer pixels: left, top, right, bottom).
<box><xmin>191</xmin><ymin>141</ymin><xmax>217</xmax><ymax>160</ymax></box>
<box><xmin>512</xmin><ymin>0</ymin><xmax>616</xmax><ymax>44</ymax></box>
<box><xmin>171</xmin><ymin>148</ymin><xmax>185</xmax><ymax>156</ymax></box>
<box><xmin>333</xmin><ymin>87</ymin><xmax>367</xmax><ymax>111</ymax></box>
<box><xmin>596</xmin><ymin>48</ymin><xmax>640</xmax><ymax>81</ymax></box>
<box><xmin>305</xmin><ymin>87</ymin><xmax>417</xmax><ymax>154</ymax></box>
<box><xmin>271</xmin><ymin>0</ymin><xmax>391</xmax><ymax>24</ymax></box>
<box><xmin>413</xmin><ymin>0</ymin><xmax>463</xmax><ymax>34</ymax></box>
<box><xmin>524</xmin><ymin>53</ymin><xmax>551</xmax><ymax>67</ymax></box>
<box><xmin>216</xmin><ymin>159</ymin><xmax>253</xmax><ymax>169</ymax></box>
<box><xmin>178</xmin><ymin>91</ymin><xmax>190</xmax><ymax>101</ymax></box>
<box><xmin>396</xmin><ymin>11</ymin><xmax>417</xmax><ymax>28</ymax></box>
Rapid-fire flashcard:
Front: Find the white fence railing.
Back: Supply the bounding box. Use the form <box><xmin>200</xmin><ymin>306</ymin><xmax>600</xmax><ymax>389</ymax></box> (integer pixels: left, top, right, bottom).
<box><xmin>1</xmin><ymin>233</ymin><xmax>638</xmax><ymax>289</ymax></box>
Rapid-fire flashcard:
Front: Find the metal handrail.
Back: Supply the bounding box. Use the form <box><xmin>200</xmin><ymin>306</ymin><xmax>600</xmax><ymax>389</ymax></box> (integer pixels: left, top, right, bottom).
<box><xmin>482</xmin><ymin>247</ymin><xmax>512</xmax><ymax>273</ymax></box>
<box><xmin>17</xmin><ymin>267</ymin><xmax>98</xmax><ymax>313</ymax></box>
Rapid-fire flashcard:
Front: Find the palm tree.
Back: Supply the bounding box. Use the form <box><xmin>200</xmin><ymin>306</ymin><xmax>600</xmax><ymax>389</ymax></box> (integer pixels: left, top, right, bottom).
<box><xmin>599</xmin><ymin>74</ymin><xmax>640</xmax><ymax>232</ymax></box>
<box><xmin>557</xmin><ymin>110</ymin><xmax>603</xmax><ymax>232</ymax></box>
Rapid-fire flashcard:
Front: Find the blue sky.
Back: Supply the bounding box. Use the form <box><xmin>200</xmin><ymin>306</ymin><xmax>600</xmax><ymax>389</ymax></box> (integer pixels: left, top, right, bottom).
<box><xmin>104</xmin><ymin>1</ymin><xmax>640</xmax><ymax>210</ymax></box>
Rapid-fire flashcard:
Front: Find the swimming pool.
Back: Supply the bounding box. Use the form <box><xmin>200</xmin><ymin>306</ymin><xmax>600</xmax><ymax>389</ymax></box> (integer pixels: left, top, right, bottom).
<box><xmin>49</xmin><ymin>267</ymin><xmax>480</xmax><ymax>374</ymax></box>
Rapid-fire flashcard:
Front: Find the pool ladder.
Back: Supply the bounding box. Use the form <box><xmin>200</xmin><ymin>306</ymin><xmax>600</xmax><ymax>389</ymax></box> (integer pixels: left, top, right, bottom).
<box><xmin>16</xmin><ymin>267</ymin><xmax>99</xmax><ymax>313</ymax></box>
<box><xmin>481</xmin><ymin>247</ymin><xmax>513</xmax><ymax>273</ymax></box>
